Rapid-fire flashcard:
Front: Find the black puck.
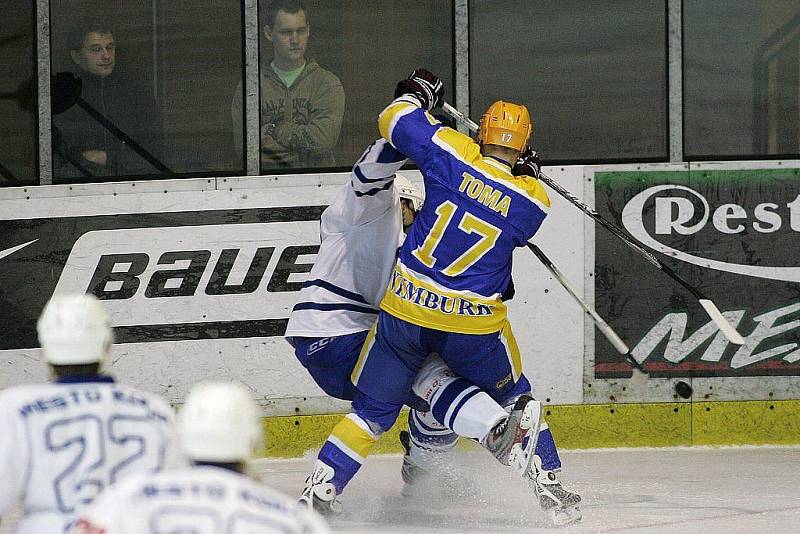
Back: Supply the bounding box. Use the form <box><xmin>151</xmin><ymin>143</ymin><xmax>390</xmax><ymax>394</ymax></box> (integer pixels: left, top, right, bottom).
<box><xmin>675</xmin><ymin>381</ymin><xmax>693</xmax><ymax>399</ymax></box>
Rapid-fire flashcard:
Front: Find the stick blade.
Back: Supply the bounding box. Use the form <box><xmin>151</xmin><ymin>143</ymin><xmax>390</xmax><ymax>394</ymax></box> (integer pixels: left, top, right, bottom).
<box><xmin>624</xmin><ymin>353</ymin><xmax>649</xmax><ymax>385</ymax></box>
<box><xmin>629</xmin><ymin>367</ymin><xmax>649</xmax><ymax>386</ymax></box>
<box><xmin>699</xmin><ymin>299</ymin><xmax>746</xmax><ymax>345</ymax></box>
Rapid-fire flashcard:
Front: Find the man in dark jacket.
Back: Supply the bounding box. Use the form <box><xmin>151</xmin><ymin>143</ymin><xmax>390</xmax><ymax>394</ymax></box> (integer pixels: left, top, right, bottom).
<box><xmin>53</xmin><ymin>21</ymin><xmax>163</xmax><ymax>182</ymax></box>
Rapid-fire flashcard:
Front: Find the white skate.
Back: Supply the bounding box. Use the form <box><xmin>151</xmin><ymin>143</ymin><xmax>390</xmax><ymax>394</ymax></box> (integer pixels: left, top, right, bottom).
<box><xmin>483</xmin><ymin>395</ymin><xmax>542</xmax><ymax>466</ymax></box>
<box><xmin>299</xmin><ymin>460</ymin><xmax>342</xmax><ymax>516</ymax></box>
<box><xmin>528</xmin><ymin>456</ymin><xmax>582</xmax><ymax>525</ymax></box>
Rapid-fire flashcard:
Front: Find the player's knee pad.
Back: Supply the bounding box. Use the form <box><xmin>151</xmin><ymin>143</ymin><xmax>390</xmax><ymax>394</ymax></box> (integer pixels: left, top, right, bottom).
<box><xmin>411</xmin><ymin>353</ymin><xmax>456</xmax><ymax>403</ymax></box>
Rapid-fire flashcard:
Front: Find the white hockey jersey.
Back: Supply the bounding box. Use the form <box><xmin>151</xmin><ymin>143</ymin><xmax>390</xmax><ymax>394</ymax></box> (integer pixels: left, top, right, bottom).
<box><xmin>284</xmin><ymin>139</ymin><xmax>408</xmax><ymax>337</ymax></box>
<box><xmin>69</xmin><ymin>465</ymin><xmax>330</xmax><ymax>534</ymax></box>
<box><xmin>0</xmin><ymin>377</ymin><xmax>183</xmax><ymax>534</ymax></box>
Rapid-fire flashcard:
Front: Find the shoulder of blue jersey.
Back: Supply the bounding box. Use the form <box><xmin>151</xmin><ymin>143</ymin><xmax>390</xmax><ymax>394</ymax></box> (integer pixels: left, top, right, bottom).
<box><xmin>432</xmin><ymin>128</ymin><xmax>551</xmax><ymax>213</ymax></box>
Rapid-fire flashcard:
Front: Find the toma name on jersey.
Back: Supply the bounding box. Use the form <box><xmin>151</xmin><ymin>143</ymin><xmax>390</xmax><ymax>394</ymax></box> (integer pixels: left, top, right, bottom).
<box><xmin>458</xmin><ymin>172</ymin><xmax>512</xmax><ymax>218</ymax></box>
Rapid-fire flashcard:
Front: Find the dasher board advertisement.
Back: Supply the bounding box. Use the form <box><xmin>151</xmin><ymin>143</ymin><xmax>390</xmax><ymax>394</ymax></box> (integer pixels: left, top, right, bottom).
<box><xmin>594</xmin><ymin>168</ymin><xmax>800</xmax><ymax>378</ymax></box>
<box><xmin>0</xmin><ymin>206</ymin><xmax>326</xmax><ymax>350</ymax></box>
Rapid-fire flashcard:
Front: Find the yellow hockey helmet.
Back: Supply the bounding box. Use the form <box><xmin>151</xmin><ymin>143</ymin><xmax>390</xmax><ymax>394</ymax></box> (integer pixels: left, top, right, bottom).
<box><xmin>478</xmin><ymin>100</ymin><xmax>532</xmax><ymax>152</ymax></box>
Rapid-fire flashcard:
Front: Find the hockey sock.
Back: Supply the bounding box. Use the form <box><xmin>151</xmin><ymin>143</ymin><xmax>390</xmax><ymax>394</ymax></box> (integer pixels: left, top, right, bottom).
<box><xmin>407</xmin><ymin>409</ymin><xmax>458</xmax><ymax>469</ymax></box>
<box><xmin>318</xmin><ymin>413</ymin><xmax>381</xmax><ymax>493</ymax></box>
<box><xmin>412</xmin><ymin>354</ymin><xmax>508</xmax><ymax>441</ymax></box>
<box><xmin>535</xmin><ymin>421</ymin><xmax>562</xmax><ymax>471</ymax></box>
<box><xmin>430</xmin><ymin>377</ymin><xmax>507</xmax><ymax>440</ymax></box>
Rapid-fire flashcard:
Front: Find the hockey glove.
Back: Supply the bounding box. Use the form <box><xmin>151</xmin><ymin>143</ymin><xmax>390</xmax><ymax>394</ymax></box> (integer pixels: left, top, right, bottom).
<box><xmin>513</xmin><ymin>146</ymin><xmax>542</xmax><ymax>178</ymax></box>
<box><xmin>394</xmin><ymin>68</ymin><xmax>443</xmax><ymax>112</ymax></box>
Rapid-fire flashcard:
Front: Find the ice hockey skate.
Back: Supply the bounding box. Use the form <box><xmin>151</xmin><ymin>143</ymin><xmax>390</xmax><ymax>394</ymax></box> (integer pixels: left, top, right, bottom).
<box><xmin>482</xmin><ymin>395</ymin><xmax>542</xmax><ymax>466</ymax></box>
<box><xmin>528</xmin><ymin>455</ymin><xmax>582</xmax><ymax>525</ymax></box>
<box><xmin>399</xmin><ymin>430</ymin><xmax>434</xmax><ymax>496</ymax></box>
<box><xmin>299</xmin><ymin>460</ymin><xmax>342</xmax><ymax>516</ymax></box>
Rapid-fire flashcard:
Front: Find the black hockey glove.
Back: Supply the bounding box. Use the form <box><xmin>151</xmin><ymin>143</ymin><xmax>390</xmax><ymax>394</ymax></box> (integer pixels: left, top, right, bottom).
<box><xmin>513</xmin><ymin>146</ymin><xmax>542</xmax><ymax>178</ymax></box>
<box><xmin>394</xmin><ymin>68</ymin><xmax>443</xmax><ymax>112</ymax></box>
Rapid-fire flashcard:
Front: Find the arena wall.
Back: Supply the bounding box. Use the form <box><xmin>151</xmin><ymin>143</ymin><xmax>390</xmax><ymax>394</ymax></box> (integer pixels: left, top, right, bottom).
<box><xmin>1</xmin><ymin>161</ymin><xmax>799</xmax><ymax>455</ymax></box>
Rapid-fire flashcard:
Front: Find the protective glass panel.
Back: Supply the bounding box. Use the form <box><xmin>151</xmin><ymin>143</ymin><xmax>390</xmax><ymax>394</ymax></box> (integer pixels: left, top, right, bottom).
<box><xmin>470</xmin><ymin>0</ymin><xmax>667</xmax><ymax>162</ymax></box>
<box><xmin>0</xmin><ymin>4</ymin><xmax>37</xmax><ymax>187</ymax></box>
<box><xmin>255</xmin><ymin>0</ymin><xmax>454</xmax><ymax>172</ymax></box>
<box><xmin>684</xmin><ymin>1</ymin><xmax>800</xmax><ymax>158</ymax></box>
<box><xmin>49</xmin><ymin>0</ymin><xmax>244</xmax><ymax>183</ymax></box>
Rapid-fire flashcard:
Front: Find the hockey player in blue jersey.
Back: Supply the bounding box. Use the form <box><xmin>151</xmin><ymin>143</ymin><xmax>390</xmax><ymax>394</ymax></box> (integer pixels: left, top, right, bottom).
<box><xmin>301</xmin><ymin>69</ymin><xmax>581</xmax><ymax>525</ymax></box>
<box><xmin>285</xmin><ymin>138</ymin><xmax>511</xmax><ymax>409</ymax></box>
<box><xmin>287</xmin><ymin>138</ymin><xmax>543</xmax><ymax>507</ymax></box>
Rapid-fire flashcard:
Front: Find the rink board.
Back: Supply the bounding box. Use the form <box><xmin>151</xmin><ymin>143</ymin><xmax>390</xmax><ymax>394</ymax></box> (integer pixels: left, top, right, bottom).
<box><xmin>2</xmin><ymin>161</ymin><xmax>800</xmax><ymax>452</ymax></box>
<box><xmin>584</xmin><ymin>160</ymin><xmax>800</xmax><ymax>404</ymax></box>
<box><xmin>260</xmin><ymin>399</ymin><xmax>800</xmax><ymax>457</ymax></box>
<box><xmin>0</xmin><ymin>169</ymin><xmax>585</xmax><ymax>409</ymax></box>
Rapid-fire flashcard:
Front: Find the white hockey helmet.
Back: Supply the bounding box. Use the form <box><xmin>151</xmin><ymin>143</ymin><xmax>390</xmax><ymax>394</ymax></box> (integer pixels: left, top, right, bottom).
<box><xmin>178</xmin><ymin>381</ymin><xmax>262</xmax><ymax>463</ymax></box>
<box><xmin>36</xmin><ymin>293</ymin><xmax>114</xmax><ymax>366</ymax></box>
<box><xmin>395</xmin><ymin>173</ymin><xmax>425</xmax><ymax>212</ymax></box>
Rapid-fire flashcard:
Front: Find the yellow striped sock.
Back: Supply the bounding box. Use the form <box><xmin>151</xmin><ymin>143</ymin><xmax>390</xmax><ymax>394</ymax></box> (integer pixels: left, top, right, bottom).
<box><xmin>328</xmin><ymin>413</ymin><xmax>380</xmax><ymax>462</ymax></box>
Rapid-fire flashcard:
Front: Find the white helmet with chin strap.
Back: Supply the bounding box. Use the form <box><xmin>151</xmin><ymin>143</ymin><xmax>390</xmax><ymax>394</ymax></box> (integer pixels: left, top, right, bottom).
<box><xmin>394</xmin><ymin>173</ymin><xmax>424</xmax><ymax>212</ymax></box>
<box><xmin>178</xmin><ymin>381</ymin><xmax>262</xmax><ymax>463</ymax></box>
<box><xmin>37</xmin><ymin>293</ymin><xmax>114</xmax><ymax>366</ymax></box>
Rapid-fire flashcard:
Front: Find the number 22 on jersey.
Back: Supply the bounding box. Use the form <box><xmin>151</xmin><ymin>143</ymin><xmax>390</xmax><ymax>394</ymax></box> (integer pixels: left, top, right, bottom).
<box><xmin>412</xmin><ymin>200</ymin><xmax>500</xmax><ymax>277</ymax></box>
<box><xmin>46</xmin><ymin>414</ymin><xmax>165</xmax><ymax>512</ymax></box>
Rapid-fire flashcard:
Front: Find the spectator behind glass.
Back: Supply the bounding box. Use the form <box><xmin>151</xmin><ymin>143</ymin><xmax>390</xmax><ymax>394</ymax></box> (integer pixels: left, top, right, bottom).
<box><xmin>232</xmin><ymin>0</ymin><xmax>345</xmax><ymax>170</ymax></box>
<box><xmin>53</xmin><ymin>20</ymin><xmax>164</xmax><ymax>182</ymax></box>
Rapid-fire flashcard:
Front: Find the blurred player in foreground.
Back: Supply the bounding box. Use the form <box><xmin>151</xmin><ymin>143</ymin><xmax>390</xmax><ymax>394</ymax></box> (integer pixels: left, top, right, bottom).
<box><xmin>301</xmin><ymin>69</ymin><xmax>581</xmax><ymax>525</ymax></box>
<box><xmin>0</xmin><ymin>294</ymin><xmax>182</xmax><ymax>533</ymax></box>
<box><xmin>286</xmin><ymin>138</ymin><xmax>544</xmax><ymax>514</ymax></box>
<box><xmin>71</xmin><ymin>381</ymin><xmax>330</xmax><ymax>534</ymax></box>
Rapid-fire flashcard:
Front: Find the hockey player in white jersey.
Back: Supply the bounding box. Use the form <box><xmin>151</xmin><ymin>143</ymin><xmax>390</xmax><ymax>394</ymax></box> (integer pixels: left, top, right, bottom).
<box><xmin>285</xmin><ymin>138</ymin><xmax>426</xmax><ymax>401</ymax></box>
<box><xmin>70</xmin><ymin>381</ymin><xmax>330</xmax><ymax>534</ymax></box>
<box><xmin>0</xmin><ymin>294</ymin><xmax>182</xmax><ymax>533</ymax></box>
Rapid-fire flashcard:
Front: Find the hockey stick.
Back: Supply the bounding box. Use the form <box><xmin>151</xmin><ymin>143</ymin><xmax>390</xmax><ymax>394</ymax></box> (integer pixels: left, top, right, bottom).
<box><xmin>441</xmin><ymin>102</ymin><xmax>745</xmax><ymax>346</ymax></box>
<box><xmin>527</xmin><ymin>242</ymin><xmax>648</xmax><ymax>384</ymax></box>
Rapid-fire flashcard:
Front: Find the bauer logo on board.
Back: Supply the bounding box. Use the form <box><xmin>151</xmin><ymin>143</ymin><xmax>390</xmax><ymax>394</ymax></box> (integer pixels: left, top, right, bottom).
<box><xmin>0</xmin><ymin>206</ymin><xmax>325</xmax><ymax>350</ymax></box>
<box><xmin>55</xmin><ymin>223</ymin><xmax>320</xmax><ymax>328</ymax></box>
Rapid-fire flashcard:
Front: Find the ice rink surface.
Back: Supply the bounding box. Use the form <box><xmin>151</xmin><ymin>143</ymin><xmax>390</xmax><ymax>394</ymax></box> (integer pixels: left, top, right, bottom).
<box><xmin>261</xmin><ymin>446</ymin><xmax>800</xmax><ymax>534</ymax></box>
<box><xmin>2</xmin><ymin>446</ymin><xmax>797</xmax><ymax>533</ymax></box>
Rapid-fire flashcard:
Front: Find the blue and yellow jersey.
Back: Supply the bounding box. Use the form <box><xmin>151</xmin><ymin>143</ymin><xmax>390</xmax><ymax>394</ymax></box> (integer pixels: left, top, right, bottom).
<box><xmin>377</xmin><ymin>99</ymin><xmax>550</xmax><ymax>334</ymax></box>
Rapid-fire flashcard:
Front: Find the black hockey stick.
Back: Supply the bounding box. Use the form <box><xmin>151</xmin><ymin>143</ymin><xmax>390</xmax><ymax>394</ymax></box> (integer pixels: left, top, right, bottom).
<box><xmin>527</xmin><ymin>242</ymin><xmax>648</xmax><ymax>383</ymax></box>
<box><xmin>442</xmin><ymin>102</ymin><xmax>745</xmax><ymax>346</ymax></box>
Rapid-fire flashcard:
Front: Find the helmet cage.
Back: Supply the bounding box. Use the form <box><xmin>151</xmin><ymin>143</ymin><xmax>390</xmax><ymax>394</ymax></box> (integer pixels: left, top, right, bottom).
<box><xmin>394</xmin><ymin>173</ymin><xmax>425</xmax><ymax>212</ymax></box>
